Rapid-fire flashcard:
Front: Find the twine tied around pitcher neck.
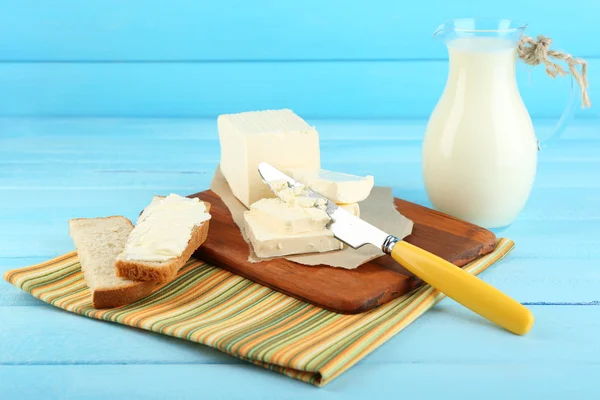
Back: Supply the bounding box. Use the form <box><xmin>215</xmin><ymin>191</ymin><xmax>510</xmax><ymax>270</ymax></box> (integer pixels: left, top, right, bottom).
<box><xmin>517</xmin><ymin>35</ymin><xmax>591</xmax><ymax>108</ymax></box>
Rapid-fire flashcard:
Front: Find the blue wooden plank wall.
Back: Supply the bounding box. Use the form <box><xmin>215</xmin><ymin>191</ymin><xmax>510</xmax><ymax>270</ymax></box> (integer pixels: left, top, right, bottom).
<box><xmin>0</xmin><ymin>0</ymin><xmax>598</xmax><ymax>118</ymax></box>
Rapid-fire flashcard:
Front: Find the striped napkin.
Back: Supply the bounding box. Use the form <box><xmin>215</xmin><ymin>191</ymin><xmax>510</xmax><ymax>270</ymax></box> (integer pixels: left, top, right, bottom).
<box><xmin>4</xmin><ymin>238</ymin><xmax>514</xmax><ymax>387</ymax></box>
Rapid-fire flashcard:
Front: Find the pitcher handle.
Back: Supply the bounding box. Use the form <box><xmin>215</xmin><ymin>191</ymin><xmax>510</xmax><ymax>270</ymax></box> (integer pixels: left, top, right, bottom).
<box><xmin>538</xmin><ymin>72</ymin><xmax>579</xmax><ymax>149</ymax></box>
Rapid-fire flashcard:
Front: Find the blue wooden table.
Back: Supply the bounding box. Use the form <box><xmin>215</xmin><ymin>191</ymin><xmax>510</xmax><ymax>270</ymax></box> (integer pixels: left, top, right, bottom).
<box><xmin>1</xmin><ymin>117</ymin><xmax>599</xmax><ymax>398</ymax></box>
<box><xmin>1</xmin><ymin>0</ymin><xmax>599</xmax><ymax>396</ymax></box>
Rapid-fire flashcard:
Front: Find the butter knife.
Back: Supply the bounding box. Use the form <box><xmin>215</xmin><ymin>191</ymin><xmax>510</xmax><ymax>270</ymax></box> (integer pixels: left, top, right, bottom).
<box><xmin>257</xmin><ymin>162</ymin><xmax>534</xmax><ymax>335</ymax></box>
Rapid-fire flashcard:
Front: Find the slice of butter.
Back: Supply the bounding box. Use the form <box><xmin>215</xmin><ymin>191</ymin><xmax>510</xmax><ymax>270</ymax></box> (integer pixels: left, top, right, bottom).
<box><xmin>287</xmin><ymin>169</ymin><xmax>374</xmax><ymax>204</ymax></box>
<box><xmin>218</xmin><ymin>109</ymin><xmax>320</xmax><ymax>208</ymax></box>
<box><xmin>117</xmin><ymin>194</ymin><xmax>211</xmax><ymax>262</ymax></box>
<box><xmin>249</xmin><ymin>198</ymin><xmax>329</xmax><ymax>234</ymax></box>
<box><xmin>338</xmin><ymin>202</ymin><xmax>360</xmax><ymax>217</ymax></box>
<box><xmin>244</xmin><ymin>211</ymin><xmax>342</xmax><ymax>258</ymax></box>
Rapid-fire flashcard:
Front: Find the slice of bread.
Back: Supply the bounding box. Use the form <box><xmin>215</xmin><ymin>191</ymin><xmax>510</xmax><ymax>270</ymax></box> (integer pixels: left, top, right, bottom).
<box><xmin>68</xmin><ymin>216</ymin><xmax>156</xmax><ymax>309</ymax></box>
<box><xmin>115</xmin><ymin>197</ymin><xmax>211</xmax><ymax>283</ymax></box>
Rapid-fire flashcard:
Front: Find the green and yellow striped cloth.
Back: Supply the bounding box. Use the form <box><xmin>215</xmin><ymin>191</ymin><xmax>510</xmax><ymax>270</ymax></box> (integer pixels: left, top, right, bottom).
<box><xmin>5</xmin><ymin>238</ymin><xmax>514</xmax><ymax>387</ymax></box>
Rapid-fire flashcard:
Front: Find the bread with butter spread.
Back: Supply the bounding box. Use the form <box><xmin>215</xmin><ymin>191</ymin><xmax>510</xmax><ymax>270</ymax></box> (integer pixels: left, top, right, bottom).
<box><xmin>115</xmin><ymin>195</ymin><xmax>211</xmax><ymax>283</ymax></box>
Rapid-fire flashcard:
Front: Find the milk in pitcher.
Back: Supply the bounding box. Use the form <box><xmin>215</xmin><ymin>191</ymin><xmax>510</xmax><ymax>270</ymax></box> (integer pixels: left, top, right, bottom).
<box><xmin>423</xmin><ymin>37</ymin><xmax>538</xmax><ymax>228</ymax></box>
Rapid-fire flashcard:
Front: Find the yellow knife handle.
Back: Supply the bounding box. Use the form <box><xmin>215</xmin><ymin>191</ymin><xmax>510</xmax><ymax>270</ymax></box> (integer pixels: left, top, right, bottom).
<box><xmin>390</xmin><ymin>240</ymin><xmax>534</xmax><ymax>335</ymax></box>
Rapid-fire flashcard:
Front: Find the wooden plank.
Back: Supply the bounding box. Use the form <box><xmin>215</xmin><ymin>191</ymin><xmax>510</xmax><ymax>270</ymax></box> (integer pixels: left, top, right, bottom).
<box><xmin>0</xmin><ymin>162</ymin><xmax>598</xmax><ymax>193</ymax></box>
<box><xmin>0</xmin><ymin>363</ymin><xmax>597</xmax><ymax>398</ymax></box>
<box><xmin>0</xmin><ymin>0</ymin><xmax>597</xmax><ymax>61</ymax></box>
<box><xmin>482</xmin><ymin>258</ymin><xmax>600</xmax><ymax>303</ymax></box>
<box><xmin>2</xmin><ymin>118</ymin><xmax>598</xmax><ymax>141</ymax></box>
<box><xmin>0</xmin><ymin>119</ymin><xmax>599</xmax><ymax>191</ymax></box>
<box><xmin>2</xmin><ymin>187</ymin><xmax>598</xmax><ymax>223</ymax></box>
<box><xmin>381</xmin><ymin>302</ymin><xmax>600</xmax><ymax>363</ymax></box>
<box><xmin>2</xmin><ymin>135</ymin><xmax>600</xmax><ymax>165</ymax></box>
<box><xmin>0</xmin><ymin>305</ymin><xmax>598</xmax><ymax>366</ymax></box>
<box><xmin>500</xmin><ymin>220</ymin><xmax>600</xmax><ymax>258</ymax></box>
<box><xmin>0</xmin><ymin>60</ymin><xmax>594</xmax><ymax>118</ymax></box>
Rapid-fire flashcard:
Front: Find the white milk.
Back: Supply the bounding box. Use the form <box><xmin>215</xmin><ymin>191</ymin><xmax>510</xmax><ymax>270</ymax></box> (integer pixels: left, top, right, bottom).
<box><xmin>423</xmin><ymin>37</ymin><xmax>538</xmax><ymax>228</ymax></box>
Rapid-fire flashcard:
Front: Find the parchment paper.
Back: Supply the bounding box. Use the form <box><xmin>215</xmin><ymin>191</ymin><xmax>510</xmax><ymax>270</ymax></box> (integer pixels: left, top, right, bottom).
<box><xmin>210</xmin><ymin>166</ymin><xmax>413</xmax><ymax>269</ymax></box>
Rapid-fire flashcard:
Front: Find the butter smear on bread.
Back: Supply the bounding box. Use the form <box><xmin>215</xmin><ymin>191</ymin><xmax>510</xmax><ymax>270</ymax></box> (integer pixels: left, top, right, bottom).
<box><xmin>117</xmin><ymin>194</ymin><xmax>211</xmax><ymax>262</ymax></box>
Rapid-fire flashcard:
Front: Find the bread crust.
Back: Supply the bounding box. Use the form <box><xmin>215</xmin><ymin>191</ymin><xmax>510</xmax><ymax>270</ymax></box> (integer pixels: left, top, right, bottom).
<box><xmin>92</xmin><ymin>280</ymin><xmax>157</xmax><ymax>309</ymax></box>
<box><xmin>115</xmin><ymin>202</ymin><xmax>211</xmax><ymax>283</ymax></box>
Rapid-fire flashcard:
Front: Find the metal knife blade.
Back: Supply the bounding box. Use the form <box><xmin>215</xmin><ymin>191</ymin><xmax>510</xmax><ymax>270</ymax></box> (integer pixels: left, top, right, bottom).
<box><xmin>257</xmin><ymin>162</ymin><xmax>396</xmax><ymax>252</ymax></box>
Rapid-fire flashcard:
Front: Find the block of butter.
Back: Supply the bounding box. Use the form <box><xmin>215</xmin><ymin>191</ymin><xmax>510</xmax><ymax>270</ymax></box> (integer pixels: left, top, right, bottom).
<box><xmin>218</xmin><ymin>109</ymin><xmax>320</xmax><ymax>208</ymax></box>
<box><xmin>288</xmin><ymin>169</ymin><xmax>374</xmax><ymax>204</ymax></box>
<box><xmin>244</xmin><ymin>211</ymin><xmax>342</xmax><ymax>258</ymax></box>
<box><xmin>249</xmin><ymin>198</ymin><xmax>329</xmax><ymax>234</ymax></box>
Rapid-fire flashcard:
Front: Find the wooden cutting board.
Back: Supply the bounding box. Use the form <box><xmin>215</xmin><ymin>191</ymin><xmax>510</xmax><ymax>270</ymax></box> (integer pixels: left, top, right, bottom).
<box><xmin>191</xmin><ymin>190</ymin><xmax>497</xmax><ymax>314</ymax></box>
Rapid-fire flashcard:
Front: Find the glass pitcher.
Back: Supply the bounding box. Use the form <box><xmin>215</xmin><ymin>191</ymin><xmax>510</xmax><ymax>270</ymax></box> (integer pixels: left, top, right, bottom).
<box><xmin>423</xmin><ymin>18</ymin><xmax>577</xmax><ymax>229</ymax></box>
